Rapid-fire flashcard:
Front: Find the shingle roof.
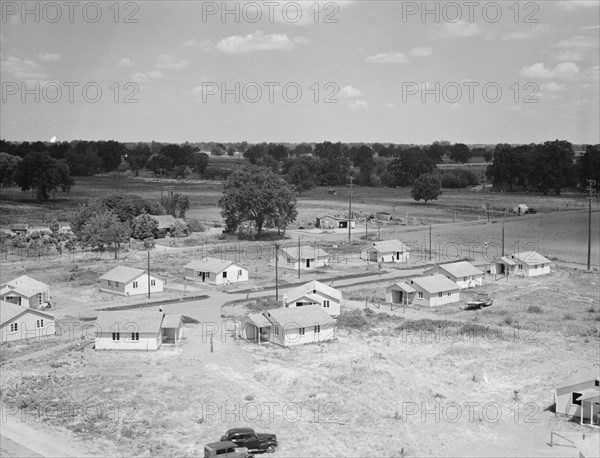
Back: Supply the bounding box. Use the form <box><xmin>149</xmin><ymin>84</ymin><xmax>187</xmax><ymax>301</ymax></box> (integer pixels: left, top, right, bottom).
<box><xmin>386</xmin><ymin>282</ymin><xmax>416</xmax><ymax>293</ymax></box>
<box><xmin>410</xmin><ymin>274</ymin><xmax>460</xmax><ymax>294</ymax></box>
<box><xmin>2</xmin><ymin>275</ymin><xmax>49</xmax><ymax>298</ymax></box>
<box><xmin>367</xmin><ymin>239</ymin><xmax>407</xmax><ymax>253</ymax></box>
<box><xmin>511</xmin><ymin>251</ymin><xmax>551</xmax><ymax>266</ymax></box>
<box><xmin>99</xmin><ymin>266</ymin><xmax>148</xmax><ymax>284</ymax></box>
<box><xmin>243</xmin><ymin>312</ymin><xmax>272</xmax><ymax>328</ymax></box>
<box><xmin>429</xmin><ymin>261</ymin><xmax>484</xmax><ymax>278</ymax></box>
<box><xmin>559</xmin><ymin>369</ymin><xmax>600</xmax><ymax>389</ymax></box>
<box><xmin>265</xmin><ymin>305</ymin><xmax>336</xmax><ymax>328</ymax></box>
<box><xmin>184</xmin><ymin>257</ymin><xmax>246</xmax><ymax>274</ymax></box>
<box><xmin>95</xmin><ymin>310</ymin><xmax>164</xmax><ymax>334</ymax></box>
<box><xmin>285</xmin><ymin>280</ymin><xmax>342</xmax><ymax>303</ymax></box>
<box><xmin>281</xmin><ymin>246</ymin><xmax>329</xmax><ymax>260</ymax></box>
<box><xmin>499</xmin><ymin>256</ymin><xmax>517</xmax><ymax>266</ymax></box>
<box><xmin>161</xmin><ymin>314</ymin><xmax>182</xmax><ymax>329</ymax></box>
<box><xmin>0</xmin><ymin>300</ymin><xmax>53</xmax><ymax>326</ymax></box>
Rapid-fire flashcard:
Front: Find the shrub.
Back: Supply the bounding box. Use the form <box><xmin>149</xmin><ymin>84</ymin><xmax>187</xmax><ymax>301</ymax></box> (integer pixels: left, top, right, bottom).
<box><xmin>337</xmin><ymin>309</ymin><xmax>369</xmax><ymax>329</ymax></box>
<box><xmin>186</xmin><ymin>218</ymin><xmax>207</xmax><ymax>233</ymax></box>
<box><xmin>440</xmin><ymin>170</ymin><xmax>479</xmax><ymax>188</ymax></box>
<box><xmin>526</xmin><ymin>305</ymin><xmax>544</xmax><ymax>314</ymax></box>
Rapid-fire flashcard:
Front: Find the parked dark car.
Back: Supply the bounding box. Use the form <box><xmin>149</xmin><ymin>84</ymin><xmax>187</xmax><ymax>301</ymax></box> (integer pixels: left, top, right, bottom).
<box><xmin>220</xmin><ymin>428</ymin><xmax>278</xmax><ymax>453</ymax></box>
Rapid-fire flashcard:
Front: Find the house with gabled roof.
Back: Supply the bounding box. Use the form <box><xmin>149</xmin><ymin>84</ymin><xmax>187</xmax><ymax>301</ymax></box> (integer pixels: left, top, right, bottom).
<box><xmin>279</xmin><ymin>246</ymin><xmax>329</xmax><ymax>270</ymax></box>
<box><xmin>491</xmin><ymin>251</ymin><xmax>551</xmax><ymax>277</ymax></box>
<box><xmin>99</xmin><ymin>266</ymin><xmax>164</xmax><ymax>296</ymax></box>
<box><xmin>396</xmin><ymin>274</ymin><xmax>461</xmax><ymax>307</ymax></box>
<box><xmin>241</xmin><ymin>312</ymin><xmax>272</xmax><ymax>343</ymax></box>
<box><xmin>283</xmin><ymin>280</ymin><xmax>342</xmax><ymax>316</ymax></box>
<box><xmin>423</xmin><ymin>261</ymin><xmax>485</xmax><ymax>289</ymax></box>
<box><xmin>362</xmin><ymin>239</ymin><xmax>409</xmax><ymax>263</ymax></box>
<box><xmin>0</xmin><ymin>275</ymin><xmax>50</xmax><ymax>308</ymax></box>
<box><xmin>554</xmin><ymin>369</ymin><xmax>600</xmax><ymax>426</ymax></box>
<box><xmin>1</xmin><ymin>300</ymin><xmax>55</xmax><ymax>343</ymax></box>
<box><xmin>315</xmin><ymin>215</ymin><xmax>355</xmax><ymax>229</ymax></box>
<box><xmin>151</xmin><ymin>215</ymin><xmax>188</xmax><ymax>237</ymax></box>
<box><xmin>94</xmin><ymin>310</ymin><xmax>182</xmax><ymax>350</ymax></box>
<box><xmin>184</xmin><ymin>257</ymin><xmax>248</xmax><ymax>285</ymax></box>
<box><xmin>385</xmin><ymin>281</ymin><xmax>416</xmax><ymax>306</ymax></box>
<box><xmin>262</xmin><ymin>305</ymin><xmax>337</xmax><ymax>347</ymax></box>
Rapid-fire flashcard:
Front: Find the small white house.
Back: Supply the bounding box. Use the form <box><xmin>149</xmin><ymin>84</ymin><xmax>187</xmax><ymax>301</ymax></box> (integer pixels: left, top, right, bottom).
<box><xmin>283</xmin><ymin>280</ymin><xmax>342</xmax><ymax>317</ymax></box>
<box><xmin>0</xmin><ymin>275</ymin><xmax>50</xmax><ymax>308</ymax></box>
<box><xmin>94</xmin><ymin>310</ymin><xmax>182</xmax><ymax>351</ymax></box>
<box><xmin>184</xmin><ymin>258</ymin><xmax>249</xmax><ymax>285</ymax></box>
<box><xmin>241</xmin><ymin>312</ymin><xmax>272</xmax><ymax>343</ymax></box>
<box><xmin>491</xmin><ymin>251</ymin><xmax>551</xmax><ymax>277</ymax></box>
<box><xmin>280</xmin><ymin>246</ymin><xmax>330</xmax><ymax>270</ymax></box>
<box><xmin>423</xmin><ymin>261</ymin><xmax>485</xmax><ymax>289</ymax></box>
<box><xmin>554</xmin><ymin>369</ymin><xmax>600</xmax><ymax>426</ymax></box>
<box><xmin>362</xmin><ymin>240</ymin><xmax>409</xmax><ymax>263</ymax></box>
<box><xmin>262</xmin><ymin>305</ymin><xmax>337</xmax><ymax>347</ymax></box>
<box><xmin>1</xmin><ymin>300</ymin><xmax>56</xmax><ymax>343</ymax></box>
<box><xmin>99</xmin><ymin>266</ymin><xmax>164</xmax><ymax>296</ymax></box>
<box><xmin>396</xmin><ymin>274</ymin><xmax>460</xmax><ymax>307</ymax></box>
<box><xmin>385</xmin><ymin>281</ymin><xmax>417</xmax><ymax>306</ymax></box>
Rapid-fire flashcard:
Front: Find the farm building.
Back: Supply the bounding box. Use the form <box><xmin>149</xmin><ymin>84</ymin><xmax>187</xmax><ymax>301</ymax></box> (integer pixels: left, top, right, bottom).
<box><xmin>99</xmin><ymin>266</ymin><xmax>164</xmax><ymax>296</ymax></box>
<box><xmin>184</xmin><ymin>258</ymin><xmax>249</xmax><ymax>285</ymax></box>
<box><xmin>0</xmin><ymin>275</ymin><xmax>50</xmax><ymax>308</ymax></box>
<box><xmin>315</xmin><ymin>215</ymin><xmax>356</xmax><ymax>229</ymax></box>
<box><xmin>387</xmin><ymin>274</ymin><xmax>460</xmax><ymax>307</ymax></box>
<box><xmin>242</xmin><ymin>305</ymin><xmax>336</xmax><ymax>347</ymax></box>
<box><xmin>94</xmin><ymin>310</ymin><xmax>182</xmax><ymax>351</ymax></box>
<box><xmin>423</xmin><ymin>261</ymin><xmax>485</xmax><ymax>289</ymax></box>
<box><xmin>1</xmin><ymin>300</ymin><xmax>56</xmax><ymax>343</ymax></box>
<box><xmin>283</xmin><ymin>280</ymin><xmax>342</xmax><ymax>316</ymax></box>
<box><xmin>362</xmin><ymin>239</ymin><xmax>409</xmax><ymax>263</ymax></box>
<box><xmin>279</xmin><ymin>246</ymin><xmax>330</xmax><ymax>270</ymax></box>
<box><xmin>554</xmin><ymin>369</ymin><xmax>600</xmax><ymax>426</ymax></box>
<box><xmin>151</xmin><ymin>215</ymin><xmax>188</xmax><ymax>237</ymax></box>
<box><xmin>490</xmin><ymin>251</ymin><xmax>551</xmax><ymax>277</ymax></box>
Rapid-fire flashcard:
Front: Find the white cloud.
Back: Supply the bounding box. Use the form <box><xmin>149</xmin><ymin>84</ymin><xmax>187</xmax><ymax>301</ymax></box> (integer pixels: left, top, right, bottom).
<box><xmin>117</xmin><ymin>57</ymin><xmax>135</xmax><ymax>67</ymax></box>
<box><xmin>540</xmin><ymin>82</ymin><xmax>567</xmax><ymax>92</ymax></box>
<box><xmin>0</xmin><ymin>56</ymin><xmax>49</xmax><ymax>80</ymax></box>
<box><xmin>438</xmin><ymin>20</ymin><xmax>483</xmax><ymax>38</ymax></box>
<box><xmin>340</xmin><ymin>85</ymin><xmax>361</xmax><ymax>98</ymax></box>
<box><xmin>502</xmin><ymin>24</ymin><xmax>550</xmax><ymax>40</ymax></box>
<box><xmin>348</xmin><ymin>100</ymin><xmax>368</xmax><ymax>111</ymax></box>
<box><xmin>182</xmin><ymin>39</ymin><xmax>212</xmax><ymax>51</ymax></box>
<box><xmin>365</xmin><ymin>52</ymin><xmax>409</xmax><ymax>64</ymax></box>
<box><xmin>409</xmin><ymin>47</ymin><xmax>432</xmax><ymax>57</ymax></box>
<box><xmin>131</xmin><ymin>70</ymin><xmax>163</xmax><ymax>83</ymax></box>
<box><xmin>215</xmin><ymin>31</ymin><xmax>307</xmax><ymax>54</ymax></box>
<box><xmin>558</xmin><ymin>0</ymin><xmax>599</xmax><ymax>10</ymax></box>
<box><xmin>38</xmin><ymin>52</ymin><xmax>62</xmax><ymax>63</ymax></box>
<box><xmin>553</xmin><ymin>50</ymin><xmax>586</xmax><ymax>61</ymax></box>
<box><xmin>554</xmin><ymin>35</ymin><xmax>597</xmax><ymax>49</ymax></box>
<box><xmin>147</xmin><ymin>70</ymin><xmax>163</xmax><ymax>78</ymax></box>
<box><xmin>156</xmin><ymin>54</ymin><xmax>191</xmax><ymax>70</ymax></box>
<box><xmin>519</xmin><ymin>62</ymin><xmax>580</xmax><ymax>80</ymax></box>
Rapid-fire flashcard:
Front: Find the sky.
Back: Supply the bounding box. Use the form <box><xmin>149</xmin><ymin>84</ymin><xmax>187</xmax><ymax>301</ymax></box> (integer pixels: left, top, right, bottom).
<box><xmin>1</xmin><ymin>0</ymin><xmax>599</xmax><ymax>144</ymax></box>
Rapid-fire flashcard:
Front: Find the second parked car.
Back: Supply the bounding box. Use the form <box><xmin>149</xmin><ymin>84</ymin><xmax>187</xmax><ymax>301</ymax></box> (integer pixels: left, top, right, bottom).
<box><xmin>220</xmin><ymin>427</ymin><xmax>278</xmax><ymax>453</ymax></box>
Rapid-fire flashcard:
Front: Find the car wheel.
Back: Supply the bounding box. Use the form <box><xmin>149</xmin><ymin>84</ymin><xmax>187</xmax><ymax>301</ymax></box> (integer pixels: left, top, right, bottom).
<box><xmin>266</xmin><ymin>445</ymin><xmax>276</xmax><ymax>453</ymax></box>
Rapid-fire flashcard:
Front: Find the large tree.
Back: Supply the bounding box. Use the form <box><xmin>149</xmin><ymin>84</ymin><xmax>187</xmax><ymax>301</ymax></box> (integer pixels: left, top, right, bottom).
<box><xmin>578</xmin><ymin>145</ymin><xmax>600</xmax><ymax>191</ymax></box>
<box><xmin>14</xmin><ymin>152</ymin><xmax>74</xmax><ymax>201</ymax></box>
<box><xmin>411</xmin><ymin>173</ymin><xmax>442</xmax><ymax>203</ymax></box>
<box><xmin>219</xmin><ymin>166</ymin><xmax>297</xmax><ymax>236</ymax></box>
<box><xmin>79</xmin><ymin>211</ymin><xmax>131</xmax><ymax>258</ymax></box>
<box><xmin>449</xmin><ymin>143</ymin><xmax>471</xmax><ymax>163</ymax></box>
<box><xmin>0</xmin><ymin>152</ymin><xmax>21</xmax><ymax>186</ymax></box>
<box><xmin>528</xmin><ymin>140</ymin><xmax>575</xmax><ymax>194</ymax></box>
<box><xmin>283</xmin><ymin>156</ymin><xmax>320</xmax><ymax>195</ymax></box>
<box><xmin>388</xmin><ymin>147</ymin><xmax>436</xmax><ymax>187</ymax></box>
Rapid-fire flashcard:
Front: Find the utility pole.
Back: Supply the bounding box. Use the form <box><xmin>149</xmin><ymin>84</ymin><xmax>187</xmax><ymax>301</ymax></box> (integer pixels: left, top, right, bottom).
<box><xmin>502</xmin><ymin>222</ymin><xmax>505</xmax><ymax>257</ymax></box>
<box><xmin>365</xmin><ymin>215</ymin><xmax>368</xmax><ymax>239</ymax></box>
<box><xmin>429</xmin><ymin>224</ymin><xmax>432</xmax><ymax>261</ymax></box>
<box><xmin>147</xmin><ymin>250</ymin><xmax>151</xmax><ymax>299</ymax></box>
<box><xmin>158</xmin><ymin>168</ymin><xmax>165</xmax><ymax>199</ymax></box>
<box><xmin>486</xmin><ymin>203</ymin><xmax>490</xmax><ymax>223</ymax></box>
<box><xmin>347</xmin><ymin>176</ymin><xmax>354</xmax><ymax>244</ymax></box>
<box><xmin>275</xmin><ymin>243</ymin><xmax>279</xmax><ymax>302</ymax></box>
<box><xmin>297</xmin><ymin>236</ymin><xmax>301</xmax><ymax>279</ymax></box>
<box><xmin>587</xmin><ymin>180</ymin><xmax>596</xmax><ymax>270</ymax></box>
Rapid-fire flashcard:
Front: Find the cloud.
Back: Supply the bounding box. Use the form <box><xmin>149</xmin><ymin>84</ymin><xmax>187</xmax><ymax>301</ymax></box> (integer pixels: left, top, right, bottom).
<box><xmin>502</xmin><ymin>24</ymin><xmax>550</xmax><ymax>40</ymax></box>
<box><xmin>38</xmin><ymin>52</ymin><xmax>62</xmax><ymax>63</ymax></box>
<box><xmin>0</xmin><ymin>56</ymin><xmax>49</xmax><ymax>80</ymax></box>
<box><xmin>131</xmin><ymin>71</ymin><xmax>163</xmax><ymax>83</ymax></box>
<box><xmin>365</xmin><ymin>52</ymin><xmax>409</xmax><ymax>64</ymax></box>
<box><xmin>156</xmin><ymin>54</ymin><xmax>191</xmax><ymax>70</ymax></box>
<box><xmin>182</xmin><ymin>39</ymin><xmax>212</xmax><ymax>51</ymax></box>
<box><xmin>438</xmin><ymin>20</ymin><xmax>483</xmax><ymax>38</ymax></box>
<box><xmin>553</xmin><ymin>50</ymin><xmax>586</xmax><ymax>61</ymax></box>
<box><xmin>117</xmin><ymin>57</ymin><xmax>135</xmax><ymax>67</ymax></box>
<box><xmin>554</xmin><ymin>35</ymin><xmax>598</xmax><ymax>49</ymax></box>
<box><xmin>540</xmin><ymin>82</ymin><xmax>567</xmax><ymax>92</ymax></box>
<box><xmin>339</xmin><ymin>85</ymin><xmax>361</xmax><ymax>98</ymax></box>
<box><xmin>519</xmin><ymin>62</ymin><xmax>580</xmax><ymax>80</ymax></box>
<box><xmin>409</xmin><ymin>47</ymin><xmax>433</xmax><ymax>57</ymax></box>
<box><xmin>348</xmin><ymin>100</ymin><xmax>368</xmax><ymax>111</ymax></box>
<box><xmin>215</xmin><ymin>31</ymin><xmax>307</xmax><ymax>54</ymax></box>
<box><xmin>558</xmin><ymin>0</ymin><xmax>599</xmax><ymax>10</ymax></box>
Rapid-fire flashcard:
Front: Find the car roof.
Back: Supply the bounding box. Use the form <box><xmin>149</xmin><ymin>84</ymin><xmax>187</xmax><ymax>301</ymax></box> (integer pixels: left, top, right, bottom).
<box><xmin>225</xmin><ymin>427</ymin><xmax>254</xmax><ymax>435</ymax></box>
<box><xmin>206</xmin><ymin>441</ymin><xmax>237</xmax><ymax>449</ymax></box>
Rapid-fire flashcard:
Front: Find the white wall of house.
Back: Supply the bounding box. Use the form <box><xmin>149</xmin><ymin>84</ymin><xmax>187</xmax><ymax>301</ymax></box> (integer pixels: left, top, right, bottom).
<box><xmin>365</xmin><ymin>250</ymin><xmax>409</xmax><ymax>263</ymax></box>
<box><xmin>286</xmin><ymin>294</ymin><xmax>341</xmax><ymax>316</ymax></box>
<box><xmin>279</xmin><ymin>255</ymin><xmax>328</xmax><ymax>270</ymax></box>
<box><xmin>1</xmin><ymin>312</ymin><xmax>56</xmax><ymax>343</ymax></box>
<box><xmin>519</xmin><ymin>264</ymin><xmax>551</xmax><ymax>277</ymax></box>
<box><xmin>412</xmin><ymin>289</ymin><xmax>459</xmax><ymax>307</ymax></box>
<box><xmin>452</xmin><ymin>275</ymin><xmax>484</xmax><ymax>289</ymax></box>
<box><xmin>270</xmin><ymin>323</ymin><xmax>336</xmax><ymax>346</ymax></box>
<box><xmin>1</xmin><ymin>290</ymin><xmax>49</xmax><ymax>308</ymax></box>
<box><xmin>185</xmin><ymin>266</ymin><xmax>248</xmax><ymax>285</ymax></box>
<box><xmin>100</xmin><ymin>275</ymin><xmax>163</xmax><ymax>296</ymax></box>
<box><xmin>555</xmin><ymin>381</ymin><xmax>600</xmax><ymax>420</ymax></box>
<box><xmin>95</xmin><ymin>331</ymin><xmax>161</xmax><ymax>350</ymax></box>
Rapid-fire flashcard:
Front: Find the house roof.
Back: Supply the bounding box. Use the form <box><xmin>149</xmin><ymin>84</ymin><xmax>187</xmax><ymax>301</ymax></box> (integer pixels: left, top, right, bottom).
<box><xmin>152</xmin><ymin>215</ymin><xmax>187</xmax><ymax>230</ymax></box>
<box><xmin>161</xmin><ymin>314</ymin><xmax>182</xmax><ymax>328</ymax></box>
<box><xmin>386</xmin><ymin>282</ymin><xmax>416</xmax><ymax>293</ymax></box>
<box><xmin>0</xmin><ymin>300</ymin><xmax>53</xmax><ymax>326</ymax></box>
<box><xmin>95</xmin><ymin>310</ymin><xmax>164</xmax><ymax>334</ymax></box>
<box><xmin>558</xmin><ymin>369</ymin><xmax>600</xmax><ymax>389</ymax></box>
<box><xmin>410</xmin><ymin>274</ymin><xmax>460</xmax><ymax>294</ymax></box>
<box><xmin>99</xmin><ymin>266</ymin><xmax>151</xmax><ymax>284</ymax></box>
<box><xmin>184</xmin><ymin>257</ymin><xmax>246</xmax><ymax>274</ymax></box>
<box><xmin>427</xmin><ymin>261</ymin><xmax>484</xmax><ymax>278</ymax></box>
<box><xmin>265</xmin><ymin>305</ymin><xmax>336</xmax><ymax>328</ymax></box>
<box><xmin>1</xmin><ymin>275</ymin><xmax>49</xmax><ymax>298</ymax></box>
<box><xmin>499</xmin><ymin>256</ymin><xmax>517</xmax><ymax>266</ymax></box>
<box><xmin>281</xmin><ymin>246</ymin><xmax>329</xmax><ymax>260</ymax></box>
<box><xmin>243</xmin><ymin>312</ymin><xmax>272</xmax><ymax>328</ymax></box>
<box><xmin>510</xmin><ymin>251</ymin><xmax>551</xmax><ymax>266</ymax></box>
<box><xmin>367</xmin><ymin>239</ymin><xmax>407</xmax><ymax>253</ymax></box>
<box><xmin>285</xmin><ymin>280</ymin><xmax>342</xmax><ymax>303</ymax></box>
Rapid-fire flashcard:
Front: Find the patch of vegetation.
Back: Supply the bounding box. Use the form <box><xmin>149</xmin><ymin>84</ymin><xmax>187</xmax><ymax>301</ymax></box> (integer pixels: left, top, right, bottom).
<box><xmin>526</xmin><ymin>305</ymin><xmax>544</xmax><ymax>314</ymax></box>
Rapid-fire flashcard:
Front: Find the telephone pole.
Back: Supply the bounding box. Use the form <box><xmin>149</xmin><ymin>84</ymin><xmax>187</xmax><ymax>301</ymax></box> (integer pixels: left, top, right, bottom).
<box><xmin>429</xmin><ymin>224</ymin><xmax>432</xmax><ymax>261</ymax></box>
<box><xmin>297</xmin><ymin>236</ymin><xmax>301</xmax><ymax>279</ymax></box>
<box><xmin>147</xmin><ymin>250</ymin><xmax>151</xmax><ymax>299</ymax></box>
<box><xmin>347</xmin><ymin>176</ymin><xmax>354</xmax><ymax>244</ymax></box>
<box><xmin>274</xmin><ymin>243</ymin><xmax>279</xmax><ymax>302</ymax></box>
<box><xmin>501</xmin><ymin>222</ymin><xmax>505</xmax><ymax>257</ymax></box>
<box><xmin>587</xmin><ymin>180</ymin><xmax>596</xmax><ymax>270</ymax></box>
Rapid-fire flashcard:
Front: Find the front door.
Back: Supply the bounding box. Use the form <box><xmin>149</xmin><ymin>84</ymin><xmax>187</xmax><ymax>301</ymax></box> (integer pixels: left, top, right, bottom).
<box><xmin>306</xmin><ymin>259</ymin><xmax>310</xmax><ymax>268</ymax></box>
<box><xmin>201</xmin><ymin>272</ymin><xmax>206</xmax><ymax>282</ymax></box>
<box><xmin>396</xmin><ymin>251</ymin><xmax>400</xmax><ymax>260</ymax></box>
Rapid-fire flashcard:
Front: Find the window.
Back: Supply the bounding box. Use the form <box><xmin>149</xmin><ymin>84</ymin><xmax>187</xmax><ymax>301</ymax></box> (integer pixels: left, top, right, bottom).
<box><xmin>572</xmin><ymin>392</ymin><xmax>583</xmax><ymax>406</ymax></box>
<box><xmin>115</xmin><ymin>282</ymin><xmax>120</xmax><ymax>287</ymax></box>
<box><xmin>38</xmin><ymin>292</ymin><xmax>42</xmax><ymax>304</ymax></box>
<box><xmin>535</xmin><ymin>264</ymin><xmax>539</xmax><ymax>269</ymax></box>
<box><xmin>313</xmin><ymin>289</ymin><xmax>317</xmax><ymax>294</ymax></box>
<box><xmin>151</xmin><ymin>279</ymin><xmax>156</xmax><ymax>286</ymax></box>
<box><xmin>418</xmin><ymin>291</ymin><xmax>424</xmax><ymax>299</ymax></box>
<box><xmin>595</xmin><ymin>380</ymin><xmax>599</xmax><ymax>387</ymax></box>
<box><xmin>287</xmin><ymin>258</ymin><xmax>291</xmax><ymax>264</ymax></box>
<box><xmin>299</xmin><ymin>327</ymin><xmax>305</xmax><ymax>335</ymax></box>
<box><xmin>463</xmin><ymin>277</ymin><xmax>467</xmax><ymax>282</ymax></box>
<box><xmin>518</xmin><ymin>264</ymin><xmax>523</xmax><ymax>270</ymax></box>
<box><xmin>314</xmin><ymin>325</ymin><xmax>320</xmax><ymax>333</ymax></box>
<box><xmin>133</xmin><ymin>281</ymin><xmax>138</xmax><ymax>288</ymax></box>
<box><xmin>323</xmin><ymin>300</ymin><xmax>330</xmax><ymax>308</ymax></box>
<box><xmin>36</xmin><ymin>319</ymin><xmax>44</xmax><ymax>328</ymax></box>
<box><xmin>238</xmin><ymin>269</ymin><xmax>243</xmax><ymax>276</ymax></box>
<box><xmin>108</xmin><ymin>280</ymin><xmax>112</xmax><ymax>286</ymax></box>
<box><xmin>438</xmin><ymin>292</ymin><xmax>443</xmax><ymax>298</ymax></box>
<box><xmin>274</xmin><ymin>326</ymin><xmax>279</xmax><ymax>336</ymax></box>
<box><xmin>131</xmin><ymin>332</ymin><xmax>139</xmax><ymax>341</ymax></box>
<box><xmin>10</xmin><ymin>323</ymin><xmax>18</xmax><ymax>332</ymax></box>
<box><xmin>447</xmin><ymin>292</ymin><xmax>451</xmax><ymax>296</ymax></box>
<box><xmin>112</xmin><ymin>332</ymin><xmax>120</xmax><ymax>341</ymax></box>
<box><xmin>222</xmin><ymin>271</ymin><xmax>227</xmax><ymax>278</ymax></box>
